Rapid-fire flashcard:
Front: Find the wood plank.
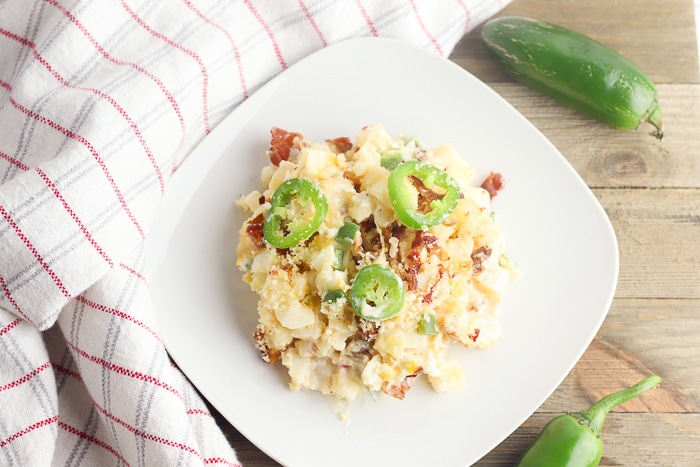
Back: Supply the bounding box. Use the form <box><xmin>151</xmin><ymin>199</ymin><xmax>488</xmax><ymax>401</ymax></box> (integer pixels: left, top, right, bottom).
<box><xmin>487</xmin><ymin>84</ymin><xmax>700</xmax><ymax>189</ymax></box>
<box><xmin>476</xmin><ymin>413</ymin><xmax>700</xmax><ymax>466</ymax></box>
<box><xmin>451</xmin><ymin>0</ymin><xmax>700</xmax><ymax>85</ymax></box>
<box><xmin>582</xmin><ymin>300</ymin><xmax>700</xmax><ymax>412</ymax></box>
<box><xmin>594</xmin><ymin>188</ymin><xmax>700</xmax><ymax>299</ymax></box>
<box><xmin>537</xmin><ymin>299</ymin><xmax>700</xmax><ymax>413</ymax></box>
<box><xmin>479</xmin><ymin>296</ymin><xmax>700</xmax><ymax>464</ymax></box>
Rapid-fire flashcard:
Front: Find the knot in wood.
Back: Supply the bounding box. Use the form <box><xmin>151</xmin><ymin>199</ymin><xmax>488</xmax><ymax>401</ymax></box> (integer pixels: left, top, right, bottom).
<box><xmin>602</xmin><ymin>151</ymin><xmax>648</xmax><ymax>183</ymax></box>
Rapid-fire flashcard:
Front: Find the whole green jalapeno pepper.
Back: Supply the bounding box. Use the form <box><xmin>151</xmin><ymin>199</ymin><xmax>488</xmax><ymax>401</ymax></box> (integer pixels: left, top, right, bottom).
<box><xmin>481</xmin><ymin>17</ymin><xmax>663</xmax><ymax>139</ymax></box>
<box><xmin>387</xmin><ymin>160</ymin><xmax>460</xmax><ymax>230</ymax></box>
<box><xmin>349</xmin><ymin>264</ymin><xmax>405</xmax><ymax>321</ymax></box>
<box><xmin>516</xmin><ymin>375</ymin><xmax>662</xmax><ymax>467</ymax></box>
<box><xmin>263</xmin><ymin>177</ymin><xmax>328</xmax><ymax>249</ymax></box>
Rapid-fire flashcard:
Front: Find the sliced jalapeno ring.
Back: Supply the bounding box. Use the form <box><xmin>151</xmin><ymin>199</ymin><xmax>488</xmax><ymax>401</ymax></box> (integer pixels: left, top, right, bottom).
<box><xmin>387</xmin><ymin>160</ymin><xmax>460</xmax><ymax>230</ymax></box>
<box><xmin>349</xmin><ymin>264</ymin><xmax>405</xmax><ymax>321</ymax></box>
<box><xmin>263</xmin><ymin>178</ymin><xmax>328</xmax><ymax>249</ymax></box>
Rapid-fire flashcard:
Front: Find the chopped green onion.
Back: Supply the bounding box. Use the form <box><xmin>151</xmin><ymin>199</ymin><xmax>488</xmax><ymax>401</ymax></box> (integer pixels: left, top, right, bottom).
<box><xmin>400</xmin><ymin>135</ymin><xmax>419</xmax><ymax>146</ymax></box>
<box><xmin>380</xmin><ymin>148</ymin><xmax>403</xmax><ymax>170</ymax></box>
<box><xmin>336</xmin><ymin>221</ymin><xmax>360</xmax><ymax>246</ymax></box>
<box><xmin>322</xmin><ymin>289</ymin><xmax>345</xmax><ymax>303</ymax></box>
<box><xmin>417</xmin><ymin>313</ymin><xmax>438</xmax><ymax>335</ymax></box>
<box><xmin>499</xmin><ymin>253</ymin><xmax>515</xmax><ymax>269</ymax></box>
<box><xmin>332</xmin><ymin>248</ymin><xmax>345</xmax><ymax>270</ymax></box>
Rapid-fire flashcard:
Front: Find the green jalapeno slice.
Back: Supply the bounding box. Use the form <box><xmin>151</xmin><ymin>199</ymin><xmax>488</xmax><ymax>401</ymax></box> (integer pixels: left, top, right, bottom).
<box><xmin>387</xmin><ymin>160</ymin><xmax>460</xmax><ymax>230</ymax></box>
<box><xmin>263</xmin><ymin>178</ymin><xmax>328</xmax><ymax>249</ymax></box>
<box><xmin>349</xmin><ymin>264</ymin><xmax>405</xmax><ymax>321</ymax></box>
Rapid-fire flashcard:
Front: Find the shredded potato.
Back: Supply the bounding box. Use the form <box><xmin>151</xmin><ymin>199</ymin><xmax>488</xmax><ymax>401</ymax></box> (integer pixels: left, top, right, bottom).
<box><xmin>236</xmin><ymin>124</ymin><xmax>518</xmax><ymax>401</ymax></box>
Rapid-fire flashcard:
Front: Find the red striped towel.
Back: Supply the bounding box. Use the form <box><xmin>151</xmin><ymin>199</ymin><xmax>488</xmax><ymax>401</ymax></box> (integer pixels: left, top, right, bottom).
<box><xmin>0</xmin><ymin>0</ymin><xmax>509</xmax><ymax>465</ymax></box>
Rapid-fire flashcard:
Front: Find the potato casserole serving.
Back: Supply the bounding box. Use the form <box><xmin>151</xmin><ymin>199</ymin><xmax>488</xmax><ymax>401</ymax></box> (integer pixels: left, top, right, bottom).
<box><xmin>236</xmin><ymin>124</ymin><xmax>517</xmax><ymax>403</ymax></box>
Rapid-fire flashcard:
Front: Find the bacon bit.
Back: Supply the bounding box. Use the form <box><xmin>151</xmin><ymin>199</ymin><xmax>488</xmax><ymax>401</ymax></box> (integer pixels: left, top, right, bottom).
<box><xmin>410</xmin><ymin>229</ymin><xmax>425</xmax><ymax>249</ymax></box>
<box><xmin>245</xmin><ymin>213</ymin><xmax>265</xmax><ymax>250</ymax></box>
<box><xmin>422</xmin><ymin>235</ymin><xmax>438</xmax><ymax>250</ymax></box>
<box><xmin>422</xmin><ymin>282</ymin><xmax>437</xmax><ymax>304</ymax></box>
<box><xmin>405</xmin><ymin>231</ymin><xmax>426</xmax><ymax>291</ymax></box>
<box><xmin>326</xmin><ymin>137</ymin><xmax>353</xmax><ymax>154</ymax></box>
<box><xmin>409</xmin><ymin>175</ymin><xmax>444</xmax><ymax>214</ymax></box>
<box><xmin>468</xmin><ymin>329</ymin><xmax>481</xmax><ymax>342</ymax></box>
<box><xmin>253</xmin><ymin>325</ymin><xmax>280</xmax><ymax>364</ymax></box>
<box><xmin>359</xmin><ymin>218</ymin><xmax>381</xmax><ymax>257</ymax></box>
<box><xmin>258</xmin><ymin>195</ymin><xmax>266</xmax><ymax>205</ymax></box>
<box><xmin>405</xmin><ymin>250</ymin><xmax>419</xmax><ymax>264</ymax></box>
<box><xmin>391</xmin><ymin>223</ymin><xmax>407</xmax><ymax>241</ymax></box>
<box><xmin>481</xmin><ymin>172</ymin><xmax>505</xmax><ymax>199</ymax></box>
<box><xmin>268</xmin><ymin>127</ymin><xmax>302</xmax><ymax>166</ymax></box>
<box><xmin>356</xmin><ymin>317</ymin><xmax>379</xmax><ymax>342</ymax></box>
<box><xmin>381</xmin><ymin>369</ymin><xmax>422</xmax><ymax>400</ymax></box>
<box><xmin>471</xmin><ymin>246</ymin><xmax>492</xmax><ymax>274</ymax></box>
<box><xmin>406</xmin><ymin>264</ymin><xmax>420</xmax><ymax>291</ymax></box>
<box><xmin>405</xmin><ymin>231</ymin><xmax>442</xmax><ymax>292</ymax></box>
<box><xmin>422</xmin><ymin>266</ymin><xmax>444</xmax><ymax>304</ymax></box>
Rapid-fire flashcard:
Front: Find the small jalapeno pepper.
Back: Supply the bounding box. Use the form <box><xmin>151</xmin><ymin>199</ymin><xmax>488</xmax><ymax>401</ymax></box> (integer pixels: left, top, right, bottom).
<box><xmin>349</xmin><ymin>264</ymin><xmax>405</xmax><ymax>321</ymax></box>
<box><xmin>387</xmin><ymin>160</ymin><xmax>460</xmax><ymax>230</ymax></box>
<box><xmin>516</xmin><ymin>375</ymin><xmax>662</xmax><ymax>467</ymax></box>
<box><xmin>482</xmin><ymin>17</ymin><xmax>663</xmax><ymax>139</ymax></box>
<box><xmin>263</xmin><ymin>178</ymin><xmax>328</xmax><ymax>249</ymax></box>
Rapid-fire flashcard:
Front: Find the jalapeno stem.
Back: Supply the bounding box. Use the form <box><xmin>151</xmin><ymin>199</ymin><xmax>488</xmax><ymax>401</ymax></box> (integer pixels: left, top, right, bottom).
<box><xmin>576</xmin><ymin>375</ymin><xmax>662</xmax><ymax>437</ymax></box>
<box><xmin>645</xmin><ymin>101</ymin><xmax>664</xmax><ymax>140</ymax></box>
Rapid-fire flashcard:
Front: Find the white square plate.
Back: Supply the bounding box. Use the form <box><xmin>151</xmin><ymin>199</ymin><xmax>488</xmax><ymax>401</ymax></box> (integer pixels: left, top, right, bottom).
<box><xmin>147</xmin><ymin>38</ymin><xmax>619</xmax><ymax>467</ymax></box>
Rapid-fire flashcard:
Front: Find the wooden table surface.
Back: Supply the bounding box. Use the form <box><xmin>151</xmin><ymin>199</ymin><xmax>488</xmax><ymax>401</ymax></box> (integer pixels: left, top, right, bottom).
<box><xmin>216</xmin><ymin>0</ymin><xmax>700</xmax><ymax>465</ymax></box>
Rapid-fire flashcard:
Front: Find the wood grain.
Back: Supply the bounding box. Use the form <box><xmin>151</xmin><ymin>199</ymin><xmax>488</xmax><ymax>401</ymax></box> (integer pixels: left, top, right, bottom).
<box><xmin>477</xmin><ymin>413</ymin><xmax>700</xmax><ymax>466</ymax></box>
<box><xmin>213</xmin><ymin>0</ymin><xmax>700</xmax><ymax>465</ymax></box>
<box><xmin>597</xmin><ymin>188</ymin><xmax>700</xmax><ymax>299</ymax></box>
<box><xmin>488</xmin><ymin>84</ymin><xmax>700</xmax><ymax>188</ymax></box>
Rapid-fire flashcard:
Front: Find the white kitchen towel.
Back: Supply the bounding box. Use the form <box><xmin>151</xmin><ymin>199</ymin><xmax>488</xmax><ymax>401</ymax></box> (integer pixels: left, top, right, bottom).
<box><xmin>0</xmin><ymin>1</ymin><xmax>509</xmax><ymax>465</ymax></box>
